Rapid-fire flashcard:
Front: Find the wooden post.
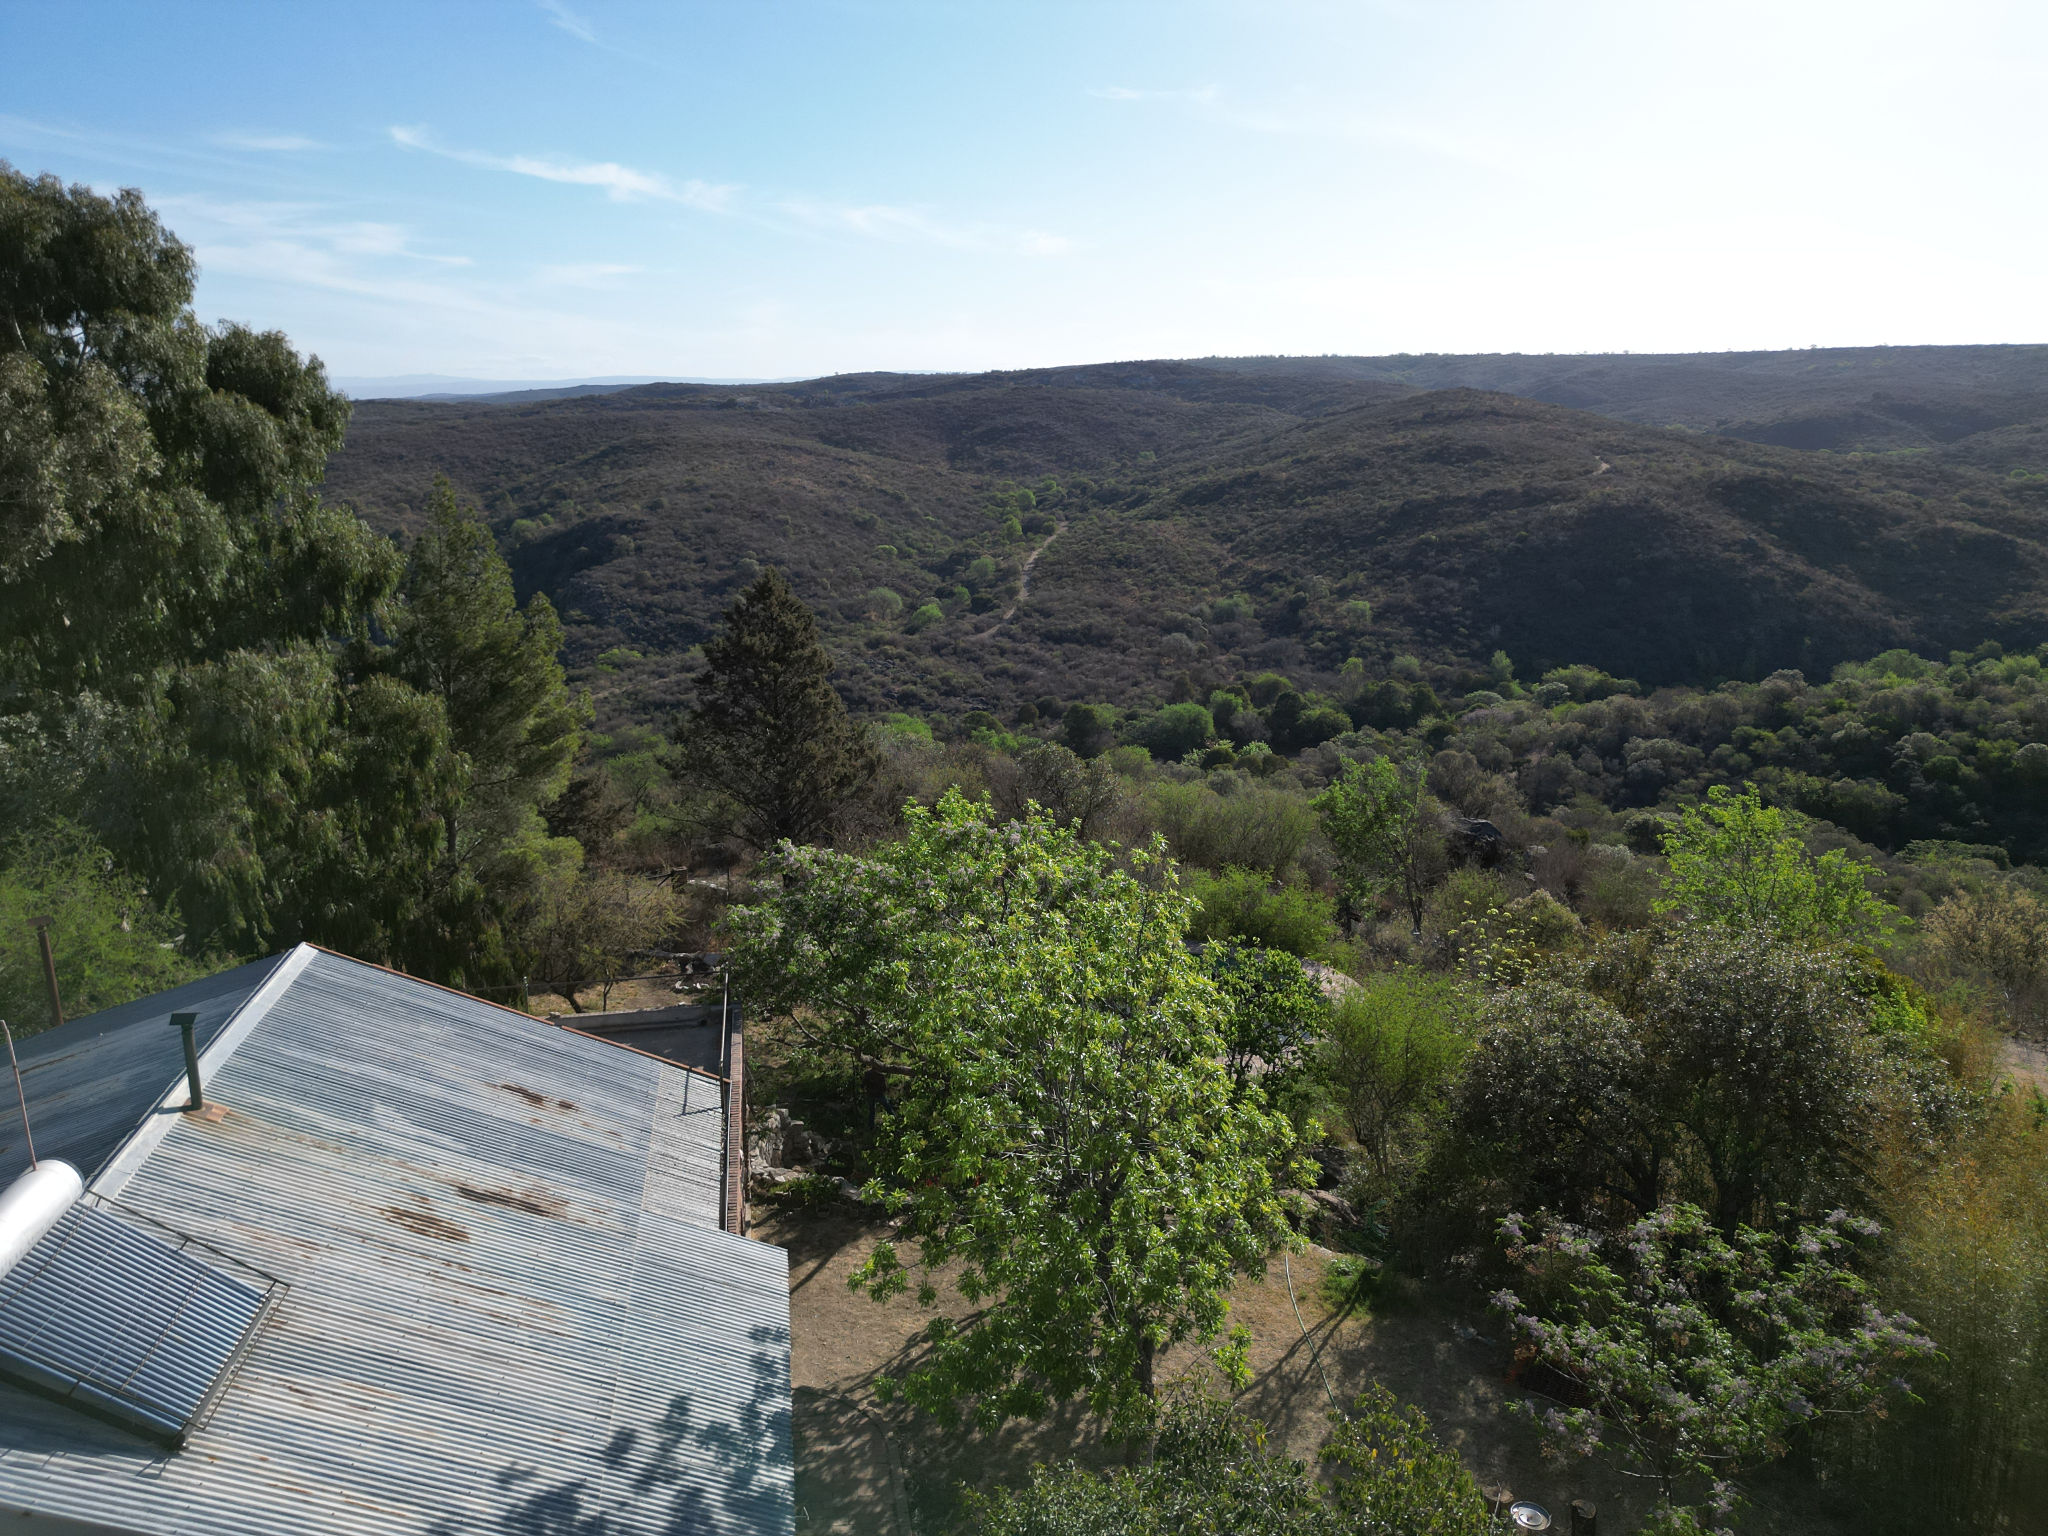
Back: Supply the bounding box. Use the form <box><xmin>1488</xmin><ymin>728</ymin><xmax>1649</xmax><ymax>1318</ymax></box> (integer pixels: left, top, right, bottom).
<box><xmin>30</xmin><ymin>917</ymin><xmax>62</xmax><ymax>1031</ymax></box>
<box><xmin>1569</xmin><ymin>1499</ymin><xmax>1597</xmax><ymax>1535</ymax></box>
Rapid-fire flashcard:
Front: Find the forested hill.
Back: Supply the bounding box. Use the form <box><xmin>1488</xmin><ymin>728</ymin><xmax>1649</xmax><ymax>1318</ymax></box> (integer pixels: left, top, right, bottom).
<box><xmin>321</xmin><ymin>347</ymin><xmax>2048</xmax><ymax>729</ymax></box>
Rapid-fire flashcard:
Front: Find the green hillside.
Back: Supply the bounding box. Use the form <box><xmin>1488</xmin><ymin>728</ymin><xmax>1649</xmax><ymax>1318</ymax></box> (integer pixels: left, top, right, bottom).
<box><xmin>321</xmin><ymin>349</ymin><xmax>2048</xmax><ymax>730</ymax></box>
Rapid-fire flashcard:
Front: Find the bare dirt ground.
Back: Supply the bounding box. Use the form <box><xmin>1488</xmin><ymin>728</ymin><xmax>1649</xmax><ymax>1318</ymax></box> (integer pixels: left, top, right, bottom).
<box><xmin>757</xmin><ymin>1202</ymin><xmax>1858</xmax><ymax>1535</ymax></box>
<box><xmin>526</xmin><ymin>975</ymin><xmax>710</xmax><ymax>1017</ymax></box>
<box><xmin>2000</xmin><ymin>1035</ymin><xmax>2048</xmax><ymax>1094</ymax></box>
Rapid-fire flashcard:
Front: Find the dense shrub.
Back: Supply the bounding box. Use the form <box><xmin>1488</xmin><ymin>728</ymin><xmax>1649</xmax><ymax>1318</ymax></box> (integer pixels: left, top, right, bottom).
<box><xmin>1126</xmin><ymin>702</ymin><xmax>1215</xmax><ymax>761</ymax></box>
<box><xmin>1452</xmin><ymin>929</ymin><xmax>1951</xmax><ymax>1231</ymax></box>
<box><xmin>1147</xmin><ymin>781</ymin><xmax>1315</xmax><ymax>877</ymax></box>
<box><xmin>1185</xmin><ymin>866</ymin><xmax>1337</xmax><ymax>957</ymax></box>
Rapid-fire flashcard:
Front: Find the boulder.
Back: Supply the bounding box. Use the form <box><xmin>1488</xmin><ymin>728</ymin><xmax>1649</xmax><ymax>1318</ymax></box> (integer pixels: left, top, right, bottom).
<box><xmin>786</xmin><ymin>1121</ymin><xmax>834</xmax><ymax>1167</ymax></box>
<box><xmin>747</xmin><ymin>1105</ymin><xmax>792</xmax><ymax>1169</ymax></box>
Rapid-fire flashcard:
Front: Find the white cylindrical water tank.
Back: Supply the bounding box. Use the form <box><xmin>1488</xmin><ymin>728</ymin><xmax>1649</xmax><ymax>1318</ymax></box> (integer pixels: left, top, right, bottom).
<box><xmin>0</xmin><ymin>1161</ymin><xmax>83</xmax><ymax>1280</ymax></box>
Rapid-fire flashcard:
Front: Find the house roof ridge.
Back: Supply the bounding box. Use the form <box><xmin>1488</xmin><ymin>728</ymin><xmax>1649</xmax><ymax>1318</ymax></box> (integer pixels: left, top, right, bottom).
<box><xmin>91</xmin><ymin>943</ymin><xmax>320</xmax><ymax>1201</ymax></box>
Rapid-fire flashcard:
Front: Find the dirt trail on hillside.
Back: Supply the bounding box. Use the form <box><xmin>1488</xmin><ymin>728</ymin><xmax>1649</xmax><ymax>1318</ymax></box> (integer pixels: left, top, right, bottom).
<box><xmin>972</xmin><ymin>518</ymin><xmax>1066</xmax><ymax>639</ymax></box>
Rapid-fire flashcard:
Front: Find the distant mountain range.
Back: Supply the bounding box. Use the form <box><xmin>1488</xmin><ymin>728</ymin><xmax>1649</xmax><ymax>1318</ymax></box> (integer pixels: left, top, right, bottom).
<box><xmin>331</xmin><ymin>374</ymin><xmax>792</xmax><ymax>401</ymax></box>
<box><xmin>319</xmin><ymin>346</ymin><xmax>2048</xmax><ymax>730</ymax></box>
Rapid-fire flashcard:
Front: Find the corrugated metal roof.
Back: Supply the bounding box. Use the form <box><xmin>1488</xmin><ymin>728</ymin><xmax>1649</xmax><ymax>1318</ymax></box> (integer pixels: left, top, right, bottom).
<box><xmin>0</xmin><ymin>945</ymin><xmax>793</xmax><ymax>1536</ymax></box>
<box><xmin>0</xmin><ymin>957</ymin><xmax>283</xmax><ymax>1184</ymax></box>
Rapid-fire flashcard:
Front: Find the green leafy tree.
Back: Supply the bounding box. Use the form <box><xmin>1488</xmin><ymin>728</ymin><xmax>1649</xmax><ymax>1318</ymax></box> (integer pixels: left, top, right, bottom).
<box><xmin>1455</xmin><ymin>930</ymin><xmax>1946</xmax><ymax>1232</ymax></box>
<box><xmin>1922</xmin><ymin>881</ymin><xmax>2048</xmax><ymax>1030</ymax></box>
<box><xmin>1061</xmin><ymin>702</ymin><xmax>1118</xmax><ymax>760</ymax></box>
<box><xmin>1313</xmin><ymin>757</ymin><xmax>1446</xmax><ymax>935</ymax></box>
<box><xmin>991</xmin><ymin>741</ymin><xmax>1123</xmax><ymax>842</ymax></box>
<box><xmin>1127</xmin><ymin>702</ymin><xmax>1214</xmax><ymax>761</ymax></box>
<box><xmin>0</xmin><ymin>165</ymin><xmax>382</xmax><ymax>702</ymax></box>
<box><xmin>675</xmin><ymin>568</ymin><xmax>877</xmax><ymax>849</ymax></box>
<box><xmin>1656</xmin><ymin>784</ymin><xmax>1887</xmax><ymax>942</ymax></box>
<box><xmin>1834</xmin><ymin>1096</ymin><xmax>2048</xmax><ymax>1534</ymax></box>
<box><xmin>1492</xmin><ymin>1204</ymin><xmax>1930</xmax><ymax>1529</ymax></box>
<box><xmin>728</xmin><ymin>791</ymin><xmax>1301</xmax><ymax>1434</ymax></box>
<box><xmin>1203</xmin><ymin>943</ymin><xmax>1329</xmax><ymax>1097</ymax></box>
<box><xmin>0</xmin><ymin>821</ymin><xmax>201</xmax><ymax>1034</ymax></box>
<box><xmin>1319</xmin><ymin>972</ymin><xmax>1475</xmax><ymax>1183</ymax></box>
<box><xmin>963</xmin><ymin>1385</ymin><xmax>1493</xmax><ymax>1535</ymax></box>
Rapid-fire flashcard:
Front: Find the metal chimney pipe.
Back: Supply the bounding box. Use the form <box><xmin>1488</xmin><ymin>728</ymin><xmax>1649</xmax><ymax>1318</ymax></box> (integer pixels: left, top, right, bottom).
<box><xmin>169</xmin><ymin>1012</ymin><xmax>202</xmax><ymax>1111</ymax></box>
<box><xmin>29</xmin><ymin>918</ymin><xmax>62</xmax><ymax>1031</ymax></box>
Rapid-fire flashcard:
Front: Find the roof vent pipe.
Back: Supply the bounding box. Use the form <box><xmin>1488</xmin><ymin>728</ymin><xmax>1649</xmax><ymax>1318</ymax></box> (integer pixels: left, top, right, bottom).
<box><xmin>169</xmin><ymin>1011</ymin><xmax>202</xmax><ymax>1111</ymax></box>
<box><xmin>0</xmin><ymin>1161</ymin><xmax>82</xmax><ymax>1282</ymax></box>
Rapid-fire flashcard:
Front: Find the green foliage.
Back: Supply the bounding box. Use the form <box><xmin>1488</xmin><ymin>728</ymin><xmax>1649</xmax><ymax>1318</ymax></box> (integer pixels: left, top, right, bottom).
<box><xmin>962</xmin><ymin>1386</ymin><xmax>1493</xmax><ymax>1536</ymax></box>
<box><xmin>1493</xmin><ymin>1204</ymin><xmax>1930</xmax><ymax>1524</ymax></box>
<box><xmin>727</xmin><ymin>791</ymin><xmax>1301</xmax><ymax>1435</ymax></box>
<box><xmin>877</xmin><ymin>712</ymin><xmax>934</xmax><ymax>744</ymax></box>
<box><xmin>1127</xmin><ymin>702</ymin><xmax>1214</xmax><ymax>761</ymax></box>
<box><xmin>1145</xmin><ymin>781</ymin><xmax>1314</xmax><ymax>877</ymax></box>
<box><xmin>0</xmin><ymin>166</ymin><xmax>368</xmax><ymax>701</ymax></box>
<box><xmin>517</xmin><ymin>865</ymin><xmax>681</xmax><ymax>1012</ymax></box>
<box><xmin>0</xmin><ymin>822</ymin><xmax>201</xmax><ymax>1035</ymax></box>
<box><xmin>1657</xmin><ymin>784</ymin><xmax>1889</xmax><ymax>942</ymax></box>
<box><xmin>992</xmin><ymin>742</ymin><xmax>1123</xmax><ymax>841</ymax></box>
<box><xmin>675</xmin><ymin>568</ymin><xmax>878</xmax><ymax>850</ymax></box>
<box><xmin>1320</xmin><ymin>1383</ymin><xmax>1496</xmax><ymax>1534</ymax></box>
<box><xmin>1922</xmin><ymin>880</ymin><xmax>2048</xmax><ymax>1030</ymax></box>
<box><xmin>1455</xmin><ymin>930</ymin><xmax>1950</xmax><ymax>1231</ymax></box>
<box><xmin>1203</xmin><ymin>942</ymin><xmax>1330</xmax><ymax>1095</ymax></box>
<box><xmin>0</xmin><ymin>167</ymin><xmax>472</xmax><ymax>970</ymax></box>
<box><xmin>1314</xmin><ymin>757</ymin><xmax>1447</xmax><ymax>933</ymax></box>
<box><xmin>1831</xmin><ymin>1098</ymin><xmax>2048</xmax><ymax>1534</ymax></box>
<box><xmin>906</xmin><ymin>600</ymin><xmax>944</xmax><ymax>632</ymax></box>
<box><xmin>385</xmin><ymin>478</ymin><xmax>587</xmax><ymax>901</ymax></box>
<box><xmin>1061</xmin><ymin>703</ymin><xmax>1118</xmax><ymax>759</ymax></box>
<box><xmin>1185</xmin><ymin>867</ymin><xmax>1336</xmax><ymax>958</ymax></box>
<box><xmin>1318</xmin><ymin>972</ymin><xmax>1475</xmax><ymax>1182</ymax></box>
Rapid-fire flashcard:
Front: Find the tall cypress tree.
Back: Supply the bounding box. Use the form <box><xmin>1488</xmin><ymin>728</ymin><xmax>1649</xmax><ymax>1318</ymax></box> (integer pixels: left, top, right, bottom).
<box><xmin>678</xmin><ymin>569</ymin><xmax>877</xmax><ymax>849</ymax></box>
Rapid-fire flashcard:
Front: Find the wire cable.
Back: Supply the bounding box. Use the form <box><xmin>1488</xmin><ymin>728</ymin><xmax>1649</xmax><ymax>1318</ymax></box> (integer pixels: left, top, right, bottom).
<box><xmin>1283</xmin><ymin>1249</ymin><xmax>1339</xmax><ymax>1412</ymax></box>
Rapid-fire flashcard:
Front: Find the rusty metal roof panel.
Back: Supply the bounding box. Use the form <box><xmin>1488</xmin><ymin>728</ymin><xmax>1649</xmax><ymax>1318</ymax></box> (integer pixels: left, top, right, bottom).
<box><xmin>0</xmin><ymin>956</ymin><xmax>284</xmax><ymax>1184</ymax></box>
<box><xmin>0</xmin><ymin>946</ymin><xmax>792</xmax><ymax>1536</ymax></box>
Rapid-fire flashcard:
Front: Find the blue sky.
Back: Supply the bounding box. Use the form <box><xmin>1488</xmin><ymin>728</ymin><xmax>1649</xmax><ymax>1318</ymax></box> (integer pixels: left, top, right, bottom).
<box><xmin>4</xmin><ymin>1</ymin><xmax>2044</xmax><ymax>382</ymax></box>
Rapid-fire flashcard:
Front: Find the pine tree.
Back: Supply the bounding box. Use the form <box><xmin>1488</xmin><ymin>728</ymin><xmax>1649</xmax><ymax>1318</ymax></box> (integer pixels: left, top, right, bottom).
<box><xmin>677</xmin><ymin>569</ymin><xmax>877</xmax><ymax>849</ymax></box>
<box><xmin>385</xmin><ymin>478</ymin><xmax>586</xmax><ymax>870</ymax></box>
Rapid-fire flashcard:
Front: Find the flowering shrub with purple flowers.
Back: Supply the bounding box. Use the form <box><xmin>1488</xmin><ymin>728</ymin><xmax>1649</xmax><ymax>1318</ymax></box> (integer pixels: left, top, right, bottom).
<box><xmin>1491</xmin><ymin>1203</ymin><xmax>1931</xmax><ymax>1533</ymax></box>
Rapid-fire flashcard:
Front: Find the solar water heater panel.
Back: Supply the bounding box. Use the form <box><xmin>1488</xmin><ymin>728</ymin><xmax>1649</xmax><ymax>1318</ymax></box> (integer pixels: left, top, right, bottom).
<box><xmin>0</xmin><ymin>1201</ymin><xmax>277</xmax><ymax>1445</ymax></box>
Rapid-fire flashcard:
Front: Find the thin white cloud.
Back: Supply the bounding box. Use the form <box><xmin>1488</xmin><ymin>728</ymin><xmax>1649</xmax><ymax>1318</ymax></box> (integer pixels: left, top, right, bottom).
<box><xmin>538</xmin><ymin>0</ymin><xmax>596</xmax><ymax>43</ymax></box>
<box><xmin>388</xmin><ymin>125</ymin><xmax>1067</xmax><ymax>255</ymax></box>
<box><xmin>156</xmin><ymin>195</ymin><xmax>472</xmax><ymax>279</ymax></box>
<box><xmin>211</xmin><ymin>131</ymin><xmax>322</xmax><ymax>152</ymax></box>
<box><xmin>779</xmin><ymin>198</ymin><xmax>1072</xmax><ymax>257</ymax></box>
<box><xmin>390</xmin><ymin>124</ymin><xmax>736</xmax><ymax>211</ymax></box>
